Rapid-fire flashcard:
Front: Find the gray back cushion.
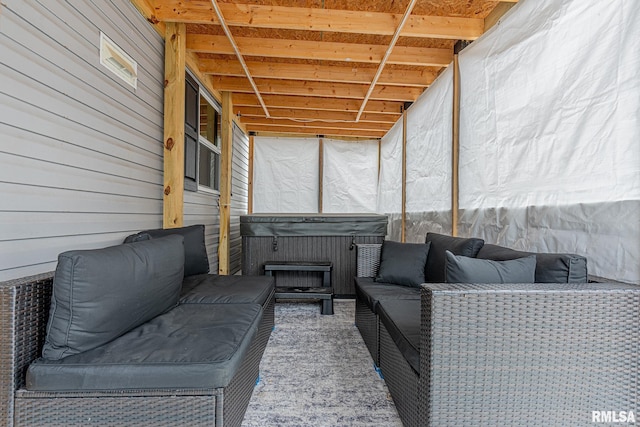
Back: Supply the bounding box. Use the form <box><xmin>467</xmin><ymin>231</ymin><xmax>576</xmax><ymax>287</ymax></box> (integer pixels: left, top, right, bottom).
<box><xmin>43</xmin><ymin>235</ymin><xmax>185</xmax><ymax>360</ymax></box>
<box><xmin>375</xmin><ymin>240</ymin><xmax>431</xmax><ymax>287</ymax></box>
<box><xmin>124</xmin><ymin>224</ymin><xmax>209</xmax><ymax>277</ymax></box>
<box><xmin>445</xmin><ymin>251</ymin><xmax>536</xmax><ymax>284</ymax></box>
<box><xmin>477</xmin><ymin>244</ymin><xmax>588</xmax><ymax>283</ymax></box>
<box><xmin>425</xmin><ymin>233</ymin><xmax>485</xmax><ymax>283</ymax></box>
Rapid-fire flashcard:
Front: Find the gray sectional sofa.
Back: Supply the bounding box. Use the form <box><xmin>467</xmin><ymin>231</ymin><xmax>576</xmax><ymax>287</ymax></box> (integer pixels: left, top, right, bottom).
<box><xmin>1</xmin><ymin>225</ymin><xmax>274</xmax><ymax>427</ymax></box>
<box><xmin>355</xmin><ymin>233</ymin><xmax>639</xmax><ymax>427</ymax></box>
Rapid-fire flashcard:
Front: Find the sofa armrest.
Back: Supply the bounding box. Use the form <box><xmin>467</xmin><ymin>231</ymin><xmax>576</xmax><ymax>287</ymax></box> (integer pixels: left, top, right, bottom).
<box><xmin>0</xmin><ymin>273</ymin><xmax>53</xmax><ymax>425</ymax></box>
<box><xmin>356</xmin><ymin>243</ymin><xmax>382</xmax><ymax>278</ymax></box>
<box><xmin>419</xmin><ymin>282</ymin><xmax>640</xmax><ymax>426</ymax></box>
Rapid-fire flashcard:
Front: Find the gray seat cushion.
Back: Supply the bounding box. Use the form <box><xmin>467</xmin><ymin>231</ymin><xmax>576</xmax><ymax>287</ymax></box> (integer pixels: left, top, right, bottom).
<box><xmin>180</xmin><ymin>274</ymin><xmax>275</xmax><ymax>306</ymax></box>
<box><xmin>28</xmin><ymin>303</ymin><xmax>262</xmax><ymax>391</ymax></box>
<box><xmin>43</xmin><ymin>236</ymin><xmax>185</xmax><ymax>361</ymax></box>
<box><xmin>477</xmin><ymin>244</ymin><xmax>588</xmax><ymax>283</ymax></box>
<box><xmin>124</xmin><ymin>224</ymin><xmax>209</xmax><ymax>277</ymax></box>
<box><xmin>355</xmin><ymin>277</ymin><xmax>420</xmax><ymax>313</ymax></box>
<box><xmin>377</xmin><ymin>299</ymin><xmax>421</xmax><ymax>374</ymax></box>
<box><xmin>425</xmin><ymin>233</ymin><xmax>485</xmax><ymax>283</ymax></box>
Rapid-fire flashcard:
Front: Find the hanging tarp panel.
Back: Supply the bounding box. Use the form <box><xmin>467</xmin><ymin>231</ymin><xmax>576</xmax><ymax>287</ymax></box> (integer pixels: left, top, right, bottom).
<box><xmin>405</xmin><ymin>66</ymin><xmax>454</xmax><ymax>242</ymax></box>
<box><xmin>457</xmin><ymin>0</ymin><xmax>640</xmax><ymax>283</ymax></box>
<box><xmin>377</xmin><ymin>120</ymin><xmax>403</xmax><ymax>240</ymax></box>
<box><xmin>322</xmin><ymin>138</ymin><xmax>378</xmax><ymax>213</ymax></box>
<box><xmin>253</xmin><ymin>136</ymin><xmax>319</xmax><ymax>213</ymax></box>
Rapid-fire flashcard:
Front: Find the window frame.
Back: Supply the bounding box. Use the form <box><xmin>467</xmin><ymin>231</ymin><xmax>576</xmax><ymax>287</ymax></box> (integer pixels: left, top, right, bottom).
<box><xmin>196</xmin><ymin>90</ymin><xmax>221</xmax><ymax>194</ymax></box>
<box><xmin>184</xmin><ymin>70</ymin><xmax>222</xmax><ymax>194</ymax></box>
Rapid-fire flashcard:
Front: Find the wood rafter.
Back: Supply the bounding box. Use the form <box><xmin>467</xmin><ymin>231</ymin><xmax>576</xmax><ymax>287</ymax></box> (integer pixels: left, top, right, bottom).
<box><xmin>152</xmin><ymin>2</ymin><xmax>484</xmax><ymax>40</ymax></box>
<box><xmin>186</xmin><ymin>35</ymin><xmax>453</xmax><ymax>67</ymax></box>
<box><xmin>235</xmin><ymin>107</ymin><xmax>398</xmax><ymax>124</ymax></box>
<box><xmin>240</xmin><ymin>117</ymin><xmax>391</xmax><ymax>132</ymax></box>
<box><xmin>198</xmin><ymin>59</ymin><xmax>437</xmax><ymax>87</ymax></box>
<box><xmin>248</xmin><ymin>125</ymin><xmax>386</xmax><ymax>138</ymax></box>
<box><xmin>231</xmin><ymin>93</ymin><xmax>404</xmax><ymax>115</ymax></box>
<box><xmin>211</xmin><ymin>76</ymin><xmax>423</xmax><ymax>102</ymax></box>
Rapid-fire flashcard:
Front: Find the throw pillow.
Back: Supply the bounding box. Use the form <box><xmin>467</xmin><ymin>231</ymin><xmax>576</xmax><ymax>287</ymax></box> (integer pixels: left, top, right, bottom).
<box><xmin>124</xmin><ymin>224</ymin><xmax>209</xmax><ymax>277</ymax></box>
<box><xmin>42</xmin><ymin>235</ymin><xmax>185</xmax><ymax>360</ymax></box>
<box><xmin>445</xmin><ymin>250</ymin><xmax>536</xmax><ymax>284</ymax></box>
<box><xmin>375</xmin><ymin>240</ymin><xmax>431</xmax><ymax>287</ymax></box>
<box><xmin>476</xmin><ymin>244</ymin><xmax>587</xmax><ymax>283</ymax></box>
<box><xmin>425</xmin><ymin>232</ymin><xmax>485</xmax><ymax>283</ymax></box>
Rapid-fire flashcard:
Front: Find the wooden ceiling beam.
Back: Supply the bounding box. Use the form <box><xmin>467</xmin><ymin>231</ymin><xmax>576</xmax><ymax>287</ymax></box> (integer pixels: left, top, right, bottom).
<box><xmin>152</xmin><ymin>2</ymin><xmax>484</xmax><ymax>40</ymax></box>
<box><xmin>211</xmin><ymin>76</ymin><xmax>422</xmax><ymax>101</ymax></box>
<box><xmin>187</xmin><ymin>35</ymin><xmax>453</xmax><ymax>67</ymax></box>
<box><xmin>484</xmin><ymin>2</ymin><xmax>517</xmax><ymax>32</ymax></box>
<box><xmin>232</xmin><ymin>93</ymin><xmax>404</xmax><ymax>114</ymax></box>
<box><xmin>247</xmin><ymin>125</ymin><xmax>386</xmax><ymax>138</ymax></box>
<box><xmin>198</xmin><ymin>58</ymin><xmax>436</xmax><ymax>87</ymax></box>
<box><xmin>240</xmin><ymin>117</ymin><xmax>391</xmax><ymax>132</ymax></box>
<box><xmin>236</xmin><ymin>106</ymin><xmax>398</xmax><ymax>124</ymax></box>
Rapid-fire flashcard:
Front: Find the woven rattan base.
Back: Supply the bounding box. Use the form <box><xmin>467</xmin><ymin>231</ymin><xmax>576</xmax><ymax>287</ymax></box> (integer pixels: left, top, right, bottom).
<box><xmin>14</xmin><ymin>389</ymin><xmax>220</xmax><ymax>427</ymax></box>
<box><xmin>355</xmin><ymin>296</ymin><xmax>379</xmax><ymax>366</ymax></box>
<box><xmin>379</xmin><ymin>323</ymin><xmax>419</xmax><ymax>427</ymax></box>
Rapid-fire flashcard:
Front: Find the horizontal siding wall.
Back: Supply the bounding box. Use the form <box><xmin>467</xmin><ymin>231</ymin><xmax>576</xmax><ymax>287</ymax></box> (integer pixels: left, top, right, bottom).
<box><xmin>0</xmin><ymin>0</ymin><xmax>165</xmax><ymax>280</ymax></box>
<box><xmin>230</xmin><ymin>123</ymin><xmax>249</xmax><ymax>274</ymax></box>
<box><xmin>184</xmin><ymin>190</ymin><xmax>220</xmax><ymax>274</ymax></box>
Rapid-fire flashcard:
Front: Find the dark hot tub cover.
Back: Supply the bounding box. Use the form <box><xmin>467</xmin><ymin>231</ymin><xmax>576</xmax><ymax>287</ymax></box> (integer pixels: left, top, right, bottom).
<box><xmin>240</xmin><ymin>214</ymin><xmax>388</xmax><ymax>237</ymax></box>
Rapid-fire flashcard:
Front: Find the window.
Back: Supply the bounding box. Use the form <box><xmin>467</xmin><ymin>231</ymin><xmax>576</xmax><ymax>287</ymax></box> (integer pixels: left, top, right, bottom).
<box><xmin>184</xmin><ymin>73</ymin><xmax>221</xmax><ymax>192</ymax></box>
<box><xmin>198</xmin><ymin>94</ymin><xmax>221</xmax><ymax>191</ymax></box>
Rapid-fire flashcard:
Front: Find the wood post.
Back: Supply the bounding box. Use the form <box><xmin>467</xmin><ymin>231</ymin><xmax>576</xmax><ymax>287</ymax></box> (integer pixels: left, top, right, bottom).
<box><xmin>452</xmin><ymin>41</ymin><xmax>469</xmax><ymax>237</ymax></box>
<box><xmin>401</xmin><ymin>107</ymin><xmax>407</xmax><ymax>243</ymax></box>
<box><xmin>318</xmin><ymin>138</ymin><xmax>324</xmax><ymax>213</ymax></box>
<box><xmin>248</xmin><ymin>134</ymin><xmax>254</xmax><ymax>214</ymax></box>
<box><xmin>163</xmin><ymin>22</ymin><xmax>186</xmax><ymax>229</ymax></box>
<box><xmin>377</xmin><ymin>139</ymin><xmax>382</xmax><ymax>180</ymax></box>
<box><xmin>218</xmin><ymin>91</ymin><xmax>234</xmax><ymax>274</ymax></box>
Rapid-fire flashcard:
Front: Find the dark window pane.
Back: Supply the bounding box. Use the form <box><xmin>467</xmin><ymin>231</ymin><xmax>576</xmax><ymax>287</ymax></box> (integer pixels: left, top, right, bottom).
<box><xmin>199</xmin><ymin>145</ymin><xmax>212</xmax><ymax>188</ymax></box>
<box><xmin>185</xmin><ymin>80</ymin><xmax>198</xmax><ymax>132</ymax></box>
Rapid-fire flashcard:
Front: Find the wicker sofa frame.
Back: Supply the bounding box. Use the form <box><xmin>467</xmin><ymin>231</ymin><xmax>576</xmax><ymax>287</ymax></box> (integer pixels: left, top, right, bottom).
<box><xmin>1</xmin><ymin>272</ymin><xmax>275</xmax><ymax>427</ymax></box>
<box><xmin>355</xmin><ymin>245</ymin><xmax>640</xmax><ymax>426</ymax></box>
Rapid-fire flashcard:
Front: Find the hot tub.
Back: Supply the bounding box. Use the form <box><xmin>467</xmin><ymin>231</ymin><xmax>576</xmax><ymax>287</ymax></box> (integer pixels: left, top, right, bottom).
<box><xmin>240</xmin><ymin>214</ymin><xmax>388</xmax><ymax>297</ymax></box>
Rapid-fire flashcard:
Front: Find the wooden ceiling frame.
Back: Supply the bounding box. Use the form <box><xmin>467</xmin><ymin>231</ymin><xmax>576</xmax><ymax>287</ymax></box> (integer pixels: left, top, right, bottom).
<box><xmin>209</xmin><ymin>0</ymin><xmax>270</xmax><ymax>117</ymax></box>
<box><xmin>356</xmin><ymin>0</ymin><xmax>418</xmax><ymax>121</ymax></box>
<box><xmin>186</xmin><ymin>35</ymin><xmax>453</xmax><ymax>67</ymax></box>
<box><xmin>151</xmin><ymin>2</ymin><xmax>486</xmax><ymax>40</ymax></box>
<box><xmin>138</xmin><ymin>0</ymin><xmax>519</xmax><ymax>139</ymax></box>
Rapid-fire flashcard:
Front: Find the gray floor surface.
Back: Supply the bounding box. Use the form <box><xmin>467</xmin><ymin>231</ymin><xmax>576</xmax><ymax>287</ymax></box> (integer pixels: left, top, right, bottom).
<box><xmin>242</xmin><ymin>299</ymin><xmax>403</xmax><ymax>427</ymax></box>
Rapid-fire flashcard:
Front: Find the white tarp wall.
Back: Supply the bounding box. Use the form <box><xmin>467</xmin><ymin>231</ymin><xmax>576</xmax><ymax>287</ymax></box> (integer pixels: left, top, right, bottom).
<box><xmin>377</xmin><ymin>120</ymin><xmax>403</xmax><ymax>240</ymax></box>
<box><xmin>374</xmin><ymin>0</ymin><xmax>639</xmax><ymax>283</ymax></box>
<box><xmin>457</xmin><ymin>0</ymin><xmax>640</xmax><ymax>283</ymax></box>
<box><xmin>253</xmin><ymin>136</ymin><xmax>379</xmax><ymax>214</ymax></box>
<box><xmin>405</xmin><ymin>66</ymin><xmax>454</xmax><ymax>242</ymax></box>
<box><xmin>377</xmin><ymin>67</ymin><xmax>454</xmax><ymax>243</ymax></box>
<box><xmin>322</xmin><ymin>138</ymin><xmax>378</xmax><ymax>213</ymax></box>
<box><xmin>253</xmin><ymin>136</ymin><xmax>319</xmax><ymax>213</ymax></box>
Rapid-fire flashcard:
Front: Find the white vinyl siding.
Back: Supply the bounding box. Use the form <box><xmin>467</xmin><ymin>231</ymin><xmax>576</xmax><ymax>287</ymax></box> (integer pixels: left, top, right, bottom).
<box><xmin>230</xmin><ymin>123</ymin><xmax>249</xmax><ymax>274</ymax></box>
<box><xmin>0</xmin><ymin>0</ymin><xmax>165</xmax><ymax>280</ymax></box>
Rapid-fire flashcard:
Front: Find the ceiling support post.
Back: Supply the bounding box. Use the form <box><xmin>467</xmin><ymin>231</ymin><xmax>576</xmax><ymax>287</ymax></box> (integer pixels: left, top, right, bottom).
<box><xmin>218</xmin><ymin>91</ymin><xmax>234</xmax><ymax>274</ymax></box>
<box><xmin>163</xmin><ymin>22</ymin><xmax>186</xmax><ymax>229</ymax></box>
